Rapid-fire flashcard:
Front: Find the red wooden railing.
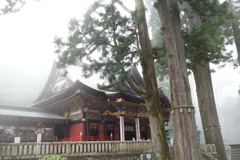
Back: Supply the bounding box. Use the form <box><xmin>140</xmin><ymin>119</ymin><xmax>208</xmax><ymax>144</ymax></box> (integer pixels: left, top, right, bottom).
<box><xmin>56</xmin><ymin>135</ymin><xmax>113</xmax><ymax>142</ymax></box>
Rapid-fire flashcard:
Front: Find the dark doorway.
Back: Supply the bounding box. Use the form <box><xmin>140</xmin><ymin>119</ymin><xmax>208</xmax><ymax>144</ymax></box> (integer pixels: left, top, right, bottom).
<box><xmin>106</xmin><ymin>124</ymin><xmax>114</xmax><ymax>137</ymax></box>
<box><xmin>55</xmin><ymin>125</ymin><xmax>66</xmax><ymax>140</ymax></box>
<box><xmin>125</xmin><ymin>131</ymin><xmax>135</xmax><ymax>140</ymax></box>
<box><xmin>141</xmin><ymin>126</ymin><xmax>148</xmax><ymax>140</ymax></box>
<box><xmin>89</xmin><ymin>123</ymin><xmax>98</xmax><ymax>136</ymax></box>
<box><xmin>124</xmin><ymin>125</ymin><xmax>135</xmax><ymax>140</ymax></box>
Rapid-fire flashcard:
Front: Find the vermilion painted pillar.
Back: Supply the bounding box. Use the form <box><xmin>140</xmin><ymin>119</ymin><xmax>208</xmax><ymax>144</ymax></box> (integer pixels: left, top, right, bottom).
<box><xmin>135</xmin><ymin>117</ymin><xmax>141</xmax><ymax>141</ymax></box>
<box><xmin>119</xmin><ymin>116</ymin><xmax>125</xmax><ymax>141</ymax></box>
<box><xmin>110</xmin><ymin>133</ymin><xmax>113</xmax><ymax>141</ymax></box>
<box><xmin>80</xmin><ymin>132</ymin><xmax>83</xmax><ymax>141</ymax></box>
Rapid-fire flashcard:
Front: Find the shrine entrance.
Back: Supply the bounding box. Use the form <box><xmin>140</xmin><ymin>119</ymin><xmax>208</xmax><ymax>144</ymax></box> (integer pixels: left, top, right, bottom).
<box><xmin>55</xmin><ymin>124</ymin><xmax>67</xmax><ymax>140</ymax></box>
<box><xmin>106</xmin><ymin>124</ymin><xmax>114</xmax><ymax>137</ymax></box>
<box><xmin>140</xmin><ymin>126</ymin><xmax>148</xmax><ymax>140</ymax></box>
<box><xmin>125</xmin><ymin>125</ymin><xmax>135</xmax><ymax>140</ymax></box>
<box><xmin>89</xmin><ymin>123</ymin><xmax>98</xmax><ymax>136</ymax></box>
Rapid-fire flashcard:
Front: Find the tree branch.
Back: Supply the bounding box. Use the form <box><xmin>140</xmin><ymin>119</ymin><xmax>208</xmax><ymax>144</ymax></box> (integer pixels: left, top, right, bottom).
<box><xmin>0</xmin><ymin>0</ymin><xmax>26</xmax><ymax>15</ymax></box>
<box><xmin>114</xmin><ymin>0</ymin><xmax>133</xmax><ymax>14</ymax></box>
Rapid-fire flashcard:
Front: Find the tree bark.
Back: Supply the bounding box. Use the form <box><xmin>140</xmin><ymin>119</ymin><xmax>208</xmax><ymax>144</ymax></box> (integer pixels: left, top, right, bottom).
<box><xmin>188</xmin><ymin>11</ymin><xmax>227</xmax><ymax>160</ymax></box>
<box><xmin>135</xmin><ymin>0</ymin><xmax>170</xmax><ymax>159</ymax></box>
<box><xmin>154</xmin><ymin>0</ymin><xmax>202</xmax><ymax>159</ymax></box>
<box><xmin>232</xmin><ymin>20</ymin><xmax>240</xmax><ymax>64</ymax></box>
<box><xmin>192</xmin><ymin>62</ymin><xmax>227</xmax><ymax>160</ymax></box>
<box><xmin>228</xmin><ymin>0</ymin><xmax>240</xmax><ymax>65</ymax></box>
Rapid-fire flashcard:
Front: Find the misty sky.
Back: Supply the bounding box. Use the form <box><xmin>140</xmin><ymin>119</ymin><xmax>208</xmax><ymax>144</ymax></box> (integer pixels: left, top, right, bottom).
<box><xmin>0</xmin><ymin>0</ymin><xmax>94</xmax><ymax>105</ymax></box>
<box><xmin>0</xmin><ymin>0</ymin><xmax>240</xmax><ymax>144</ymax></box>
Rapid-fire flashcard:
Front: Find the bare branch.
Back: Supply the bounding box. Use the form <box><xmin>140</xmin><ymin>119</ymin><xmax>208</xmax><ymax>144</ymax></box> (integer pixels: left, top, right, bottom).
<box><xmin>114</xmin><ymin>0</ymin><xmax>133</xmax><ymax>14</ymax></box>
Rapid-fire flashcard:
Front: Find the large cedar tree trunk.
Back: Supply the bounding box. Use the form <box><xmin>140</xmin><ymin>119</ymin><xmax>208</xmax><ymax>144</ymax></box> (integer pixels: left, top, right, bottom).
<box><xmin>189</xmin><ymin>13</ymin><xmax>227</xmax><ymax>160</ymax></box>
<box><xmin>154</xmin><ymin>0</ymin><xmax>202</xmax><ymax>159</ymax></box>
<box><xmin>135</xmin><ymin>0</ymin><xmax>170</xmax><ymax>159</ymax></box>
<box><xmin>192</xmin><ymin>62</ymin><xmax>227</xmax><ymax>160</ymax></box>
<box><xmin>228</xmin><ymin>0</ymin><xmax>240</xmax><ymax>65</ymax></box>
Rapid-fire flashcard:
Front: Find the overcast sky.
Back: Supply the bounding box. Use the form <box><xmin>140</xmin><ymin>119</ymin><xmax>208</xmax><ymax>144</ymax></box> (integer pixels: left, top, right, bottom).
<box><xmin>0</xmin><ymin>0</ymin><xmax>94</xmax><ymax>73</ymax></box>
<box><xmin>0</xmin><ymin>0</ymin><xmax>240</xmax><ymax>144</ymax></box>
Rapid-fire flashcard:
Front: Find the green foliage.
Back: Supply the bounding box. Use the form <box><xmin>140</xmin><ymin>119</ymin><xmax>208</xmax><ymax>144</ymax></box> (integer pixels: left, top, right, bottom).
<box><xmin>182</xmin><ymin>0</ymin><xmax>234</xmax><ymax>67</ymax></box>
<box><xmin>38</xmin><ymin>155</ymin><xmax>67</xmax><ymax>160</ymax></box>
<box><xmin>132</xmin><ymin>5</ymin><xmax>145</xmax><ymax>23</ymax></box>
<box><xmin>153</xmin><ymin>46</ymin><xmax>168</xmax><ymax>81</ymax></box>
<box><xmin>183</xmin><ymin>23</ymin><xmax>232</xmax><ymax>65</ymax></box>
<box><xmin>0</xmin><ymin>0</ymin><xmax>26</xmax><ymax>15</ymax></box>
<box><xmin>183</xmin><ymin>0</ymin><xmax>233</xmax><ymax>22</ymax></box>
<box><xmin>55</xmin><ymin>1</ymin><xmax>138</xmax><ymax>84</ymax></box>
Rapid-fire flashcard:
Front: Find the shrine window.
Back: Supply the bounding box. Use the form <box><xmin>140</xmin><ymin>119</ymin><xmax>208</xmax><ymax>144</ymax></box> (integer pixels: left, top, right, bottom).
<box><xmin>90</xmin><ymin>123</ymin><xmax>98</xmax><ymax>130</ymax></box>
<box><xmin>4</xmin><ymin>126</ymin><xmax>16</xmax><ymax>139</ymax></box>
<box><xmin>125</xmin><ymin>126</ymin><xmax>134</xmax><ymax>132</ymax></box>
<box><xmin>0</xmin><ymin>126</ymin><xmax>54</xmax><ymax>142</ymax></box>
<box><xmin>107</xmin><ymin>124</ymin><xmax>113</xmax><ymax>131</ymax></box>
<box><xmin>89</xmin><ymin>123</ymin><xmax>98</xmax><ymax>136</ymax></box>
<box><xmin>43</xmin><ymin>128</ymin><xmax>54</xmax><ymax>140</ymax></box>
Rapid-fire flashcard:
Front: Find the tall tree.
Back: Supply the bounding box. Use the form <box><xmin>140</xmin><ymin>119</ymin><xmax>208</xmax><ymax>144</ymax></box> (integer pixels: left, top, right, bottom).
<box><xmin>228</xmin><ymin>0</ymin><xmax>240</xmax><ymax>64</ymax></box>
<box><xmin>182</xmin><ymin>0</ymin><xmax>233</xmax><ymax>159</ymax></box>
<box><xmin>55</xmin><ymin>0</ymin><xmax>170</xmax><ymax>159</ymax></box>
<box><xmin>154</xmin><ymin>0</ymin><xmax>202</xmax><ymax>159</ymax></box>
<box><xmin>133</xmin><ymin>0</ymin><xmax>170</xmax><ymax>158</ymax></box>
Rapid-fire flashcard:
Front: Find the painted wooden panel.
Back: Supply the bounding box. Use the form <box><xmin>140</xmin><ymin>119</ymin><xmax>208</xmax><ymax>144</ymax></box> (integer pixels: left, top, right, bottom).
<box><xmin>69</xmin><ymin>123</ymin><xmax>83</xmax><ymax>138</ymax></box>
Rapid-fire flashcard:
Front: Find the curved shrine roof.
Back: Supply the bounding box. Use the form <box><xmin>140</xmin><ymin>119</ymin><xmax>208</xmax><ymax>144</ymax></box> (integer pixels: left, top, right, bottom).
<box><xmin>30</xmin><ymin>62</ymin><xmax>171</xmax><ymax>121</ymax></box>
<box><xmin>29</xmin><ymin>80</ymin><xmax>106</xmax><ymax>109</ymax></box>
<box><xmin>0</xmin><ymin>105</ymin><xmax>69</xmax><ymax>122</ymax></box>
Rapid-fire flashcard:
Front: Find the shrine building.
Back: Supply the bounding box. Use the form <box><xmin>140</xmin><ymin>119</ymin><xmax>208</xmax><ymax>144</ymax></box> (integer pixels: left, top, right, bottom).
<box><xmin>0</xmin><ymin>64</ymin><xmax>171</xmax><ymax>143</ymax></box>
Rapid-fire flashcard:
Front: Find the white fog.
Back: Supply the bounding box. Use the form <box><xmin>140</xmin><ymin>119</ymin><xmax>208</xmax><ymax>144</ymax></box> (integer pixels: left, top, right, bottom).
<box><xmin>0</xmin><ymin>0</ymin><xmax>239</xmax><ymax>145</ymax></box>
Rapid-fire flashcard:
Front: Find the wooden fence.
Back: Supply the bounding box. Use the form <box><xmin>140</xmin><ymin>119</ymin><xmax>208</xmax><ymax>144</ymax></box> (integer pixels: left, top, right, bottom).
<box><xmin>202</xmin><ymin>151</ymin><xmax>218</xmax><ymax>160</ymax></box>
<box><xmin>201</xmin><ymin>144</ymin><xmax>218</xmax><ymax>160</ymax></box>
<box><xmin>0</xmin><ymin>141</ymin><xmax>220</xmax><ymax>160</ymax></box>
<box><xmin>0</xmin><ymin>141</ymin><xmax>153</xmax><ymax>159</ymax></box>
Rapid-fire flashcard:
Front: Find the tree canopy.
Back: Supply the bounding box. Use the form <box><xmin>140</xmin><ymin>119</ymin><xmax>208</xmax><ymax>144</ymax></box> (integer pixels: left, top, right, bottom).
<box><xmin>183</xmin><ymin>0</ymin><xmax>234</xmax><ymax>68</ymax></box>
<box><xmin>55</xmin><ymin>1</ymin><xmax>138</xmax><ymax>85</ymax></box>
<box><xmin>55</xmin><ymin>1</ymin><xmax>172</xmax><ymax>158</ymax></box>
